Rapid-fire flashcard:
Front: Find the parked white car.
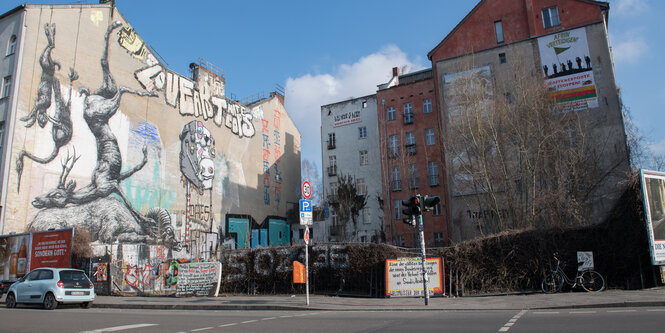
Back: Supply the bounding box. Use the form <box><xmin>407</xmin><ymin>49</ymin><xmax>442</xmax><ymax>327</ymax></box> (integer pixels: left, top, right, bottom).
<box><xmin>5</xmin><ymin>268</ymin><xmax>95</xmax><ymax>310</ymax></box>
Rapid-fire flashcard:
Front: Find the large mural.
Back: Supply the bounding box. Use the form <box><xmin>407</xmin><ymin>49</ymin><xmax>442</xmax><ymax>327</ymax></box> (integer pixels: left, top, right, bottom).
<box><xmin>5</xmin><ymin>6</ymin><xmax>301</xmax><ymax>259</ymax></box>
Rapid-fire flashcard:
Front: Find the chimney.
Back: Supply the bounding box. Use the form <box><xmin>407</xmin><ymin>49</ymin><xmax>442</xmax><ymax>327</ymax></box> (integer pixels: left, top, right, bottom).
<box><xmin>392</xmin><ymin>67</ymin><xmax>399</xmax><ymax>77</ymax></box>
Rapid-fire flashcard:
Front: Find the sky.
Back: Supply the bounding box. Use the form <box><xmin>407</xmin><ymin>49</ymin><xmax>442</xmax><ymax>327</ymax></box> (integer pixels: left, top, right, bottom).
<box><xmin>2</xmin><ymin>0</ymin><xmax>663</xmax><ymax>175</ymax></box>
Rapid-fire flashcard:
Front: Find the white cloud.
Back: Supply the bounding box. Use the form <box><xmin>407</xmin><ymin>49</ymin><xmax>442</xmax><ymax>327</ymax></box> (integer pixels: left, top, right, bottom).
<box><xmin>285</xmin><ymin>45</ymin><xmax>426</xmax><ymax>164</ymax></box>
<box><xmin>648</xmin><ymin>139</ymin><xmax>665</xmax><ymax>155</ymax></box>
<box><xmin>610</xmin><ymin>0</ymin><xmax>649</xmax><ymax>17</ymax></box>
<box><xmin>610</xmin><ymin>29</ymin><xmax>649</xmax><ymax>65</ymax></box>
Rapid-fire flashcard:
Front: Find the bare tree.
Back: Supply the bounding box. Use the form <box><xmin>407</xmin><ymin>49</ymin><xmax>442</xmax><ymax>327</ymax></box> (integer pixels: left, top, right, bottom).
<box><xmin>444</xmin><ymin>49</ymin><xmax>628</xmax><ymax>236</ymax></box>
<box><xmin>327</xmin><ymin>173</ymin><xmax>367</xmax><ymax>241</ymax></box>
<box><xmin>301</xmin><ymin>158</ymin><xmax>323</xmax><ymax>205</ymax></box>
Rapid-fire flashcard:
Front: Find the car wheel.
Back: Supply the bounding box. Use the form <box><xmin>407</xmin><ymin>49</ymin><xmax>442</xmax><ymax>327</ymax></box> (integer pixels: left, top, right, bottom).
<box><xmin>80</xmin><ymin>302</ymin><xmax>92</xmax><ymax>309</ymax></box>
<box><xmin>43</xmin><ymin>292</ymin><xmax>58</xmax><ymax>310</ymax></box>
<box><xmin>5</xmin><ymin>293</ymin><xmax>16</xmax><ymax>308</ymax></box>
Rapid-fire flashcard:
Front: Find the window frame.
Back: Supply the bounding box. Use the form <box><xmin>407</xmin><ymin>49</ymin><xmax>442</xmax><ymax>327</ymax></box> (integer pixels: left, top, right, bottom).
<box><xmin>1</xmin><ymin>76</ymin><xmax>12</xmax><ymax>99</ymax></box>
<box><xmin>425</xmin><ymin>128</ymin><xmax>435</xmax><ymax>146</ymax></box>
<box><xmin>428</xmin><ymin>161</ymin><xmax>439</xmax><ymax>186</ymax></box>
<box><xmin>359</xmin><ymin>150</ymin><xmax>368</xmax><ymax>166</ymax></box>
<box><xmin>389</xmin><ymin>135</ymin><xmax>399</xmax><ymax>156</ymax></box>
<box><xmin>423</xmin><ymin>98</ymin><xmax>432</xmax><ymax>114</ymax></box>
<box><xmin>542</xmin><ymin>6</ymin><xmax>560</xmax><ymax>29</ymax></box>
<box><xmin>387</xmin><ymin>106</ymin><xmax>396</xmax><ymax>121</ymax></box>
<box><xmin>403</xmin><ymin>103</ymin><xmax>413</xmax><ymax>124</ymax></box>
<box><xmin>494</xmin><ymin>20</ymin><xmax>504</xmax><ymax>43</ymax></box>
<box><xmin>6</xmin><ymin>35</ymin><xmax>16</xmax><ymax>56</ymax></box>
<box><xmin>358</xmin><ymin>126</ymin><xmax>367</xmax><ymax>139</ymax></box>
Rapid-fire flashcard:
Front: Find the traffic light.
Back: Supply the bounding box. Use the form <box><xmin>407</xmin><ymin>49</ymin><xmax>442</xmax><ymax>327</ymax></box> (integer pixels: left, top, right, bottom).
<box><xmin>402</xmin><ymin>195</ymin><xmax>422</xmax><ymax>227</ymax></box>
<box><xmin>422</xmin><ymin>195</ymin><xmax>440</xmax><ymax>211</ymax></box>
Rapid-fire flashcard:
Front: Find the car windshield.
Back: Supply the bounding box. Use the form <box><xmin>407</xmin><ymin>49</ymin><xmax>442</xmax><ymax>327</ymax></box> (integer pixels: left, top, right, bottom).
<box><xmin>59</xmin><ymin>270</ymin><xmax>88</xmax><ymax>282</ymax></box>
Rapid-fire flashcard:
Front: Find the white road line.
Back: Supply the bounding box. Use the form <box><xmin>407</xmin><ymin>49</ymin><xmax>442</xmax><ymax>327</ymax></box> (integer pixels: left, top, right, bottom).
<box><xmin>570</xmin><ymin>311</ymin><xmax>597</xmax><ymax>314</ymax></box>
<box><xmin>241</xmin><ymin>320</ymin><xmax>258</xmax><ymax>324</ymax></box>
<box><xmin>608</xmin><ymin>310</ymin><xmax>636</xmax><ymax>313</ymax></box>
<box><xmin>533</xmin><ymin>311</ymin><xmax>560</xmax><ymax>315</ymax></box>
<box><xmin>497</xmin><ymin>309</ymin><xmax>528</xmax><ymax>332</ymax></box>
<box><xmin>279</xmin><ymin>315</ymin><xmax>293</xmax><ymax>318</ymax></box>
<box><xmin>261</xmin><ymin>317</ymin><xmax>277</xmax><ymax>321</ymax></box>
<box><xmin>80</xmin><ymin>323</ymin><xmax>159</xmax><ymax>332</ymax></box>
<box><xmin>218</xmin><ymin>323</ymin><xmax>238</xmax><ymax>328</ymax></box>
<box><xmin>191</xmin><ymin>327</ymin><xmax>213</xmax><ymax>332</ymax></box>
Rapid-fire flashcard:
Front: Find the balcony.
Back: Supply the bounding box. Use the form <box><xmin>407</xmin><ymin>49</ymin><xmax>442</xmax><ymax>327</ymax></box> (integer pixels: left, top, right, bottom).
<box><xmin>327</xmin><ymin>165</ymin><xmax>337</xmax><ymax>176</ymax></box>
<box><xmin>406</xmin><ymin>144</ymin><xmax>416</xmax><ymax>155</ymax></box>
<box><xmin>391</xmin><ymin>180</ymin><xmax>401</xmax><ymax>191</ymax></box>
<box><xmin>404</xmin><ymin>116</ymin><xmax>414</xmax><ymax>125</ymax></box>
<box><xmin>327</xmin><ymin>140</ymin><xmax>336</xmax><ymax>150</ymax></box>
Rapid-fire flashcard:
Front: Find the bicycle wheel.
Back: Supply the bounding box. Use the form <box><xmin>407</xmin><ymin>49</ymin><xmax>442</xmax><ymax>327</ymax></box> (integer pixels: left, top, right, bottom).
<box><xmin>541</xmin><ymin>272</ymin><xmax>564</xmax><ymax>293</ymax></box>
<box><xmin>580</xmin><ymin>271</ymin><xmax>605</xmax><ymax>292</ymax></box>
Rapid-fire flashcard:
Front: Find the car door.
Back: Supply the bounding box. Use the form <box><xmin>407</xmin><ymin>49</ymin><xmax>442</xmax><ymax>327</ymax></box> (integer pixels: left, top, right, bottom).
<box><xmin>32</xmin><ymin>269</ymin><xmax>54</xmax><ymax>303</ymax></box>
<box><xmin>15</xmin><ymin>270</ymin><xmax>41</xmax><ymax>303</ymax></box>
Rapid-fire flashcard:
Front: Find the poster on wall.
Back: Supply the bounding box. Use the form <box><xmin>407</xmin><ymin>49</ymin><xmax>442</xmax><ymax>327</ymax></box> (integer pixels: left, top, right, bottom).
<box><xmin>333</xmin><ymin>110</ymin><xmax>362</xmax><ymax>127</ymax></box>
<box><xmin>537</xmin><ymin>27</ymin><xmax>598</xmax><ymax>112</ymax></box>
<box><xmin>640</xmin><ymin>170</ymin><xmax>665</xmax><ymax>265</ymax></box>
<box><xmin>385</xmin><ymin>257</ymin><xmax>444</xmax><ymax>297</ymax></box>
<box><xmin>0</xmin><ymin>233</ymin><xmax>31</xmax><ymax>281</ymax></box>
<box><xmin>29</xmin><ymin>229</ymin><xmax>74</xmax><ymax>271</ymax></box>
<box><xmin>175</xmin><ymin>262</ymin><xmax>222</xmax><ymax>297</ymax></box>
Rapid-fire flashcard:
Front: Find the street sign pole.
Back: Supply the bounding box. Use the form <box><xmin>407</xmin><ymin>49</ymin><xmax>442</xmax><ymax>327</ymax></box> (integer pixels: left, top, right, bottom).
<box><xmin>305</xmin><ymin>227</ymin><xmax>310</xmax><ymax>306</ymax></box>
<box><xmin>418</xmin><ymin>214</ymin><xmax>429</xmax><ymax>306</ymax></box>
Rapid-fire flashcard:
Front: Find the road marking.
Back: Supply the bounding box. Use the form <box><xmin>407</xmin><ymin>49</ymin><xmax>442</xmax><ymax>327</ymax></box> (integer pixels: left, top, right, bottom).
<box><xmin>261</xmin><ymin>317</ymin><xmax>277</xmax><ymax>321</ymax></box>
<box><xmin>608</xmin><ymin>310</ymin><xmax>636</xmax><ymax>313</ymax></box>
<box><xmin>533</xmin><ymin>311</ymin><xmax>559</xmax><ymax>315</ymax></box>
<box><xmin>241</xmin><ymin>320</ymin><xmax>258</xmax><ymax>324</ymax></box>
<box><xmin>279</xmin><ymin>315</ymin><xmax>293</xmax><ymax>318</ymax></box>
<box><xmin>570</xmin><ymin>311</ymin><xmax>597</xmax><ymax>314</ymax></box>
<box><xmin>80</xmin><ymin>323</ymin><xmax>159</xmax><ymax>332</ymax></box>
<box><xmin>191</xmin><ymin>327</ymin><xmax>213</xmax><ymax>332</ymax></box>
<box><xmin>218</xmin><ymin>323</ymin><xmax>238</xmax><ymax>328</ymax></box>
<box><xmin>647</xmin><ymin>309</ymin><xmax>665</xmax><ymax>312</ymax></box>
<box><xmin>497</xmin><ymin>309</ymin><xmax>527</xmax><ymax>332</ymax></box>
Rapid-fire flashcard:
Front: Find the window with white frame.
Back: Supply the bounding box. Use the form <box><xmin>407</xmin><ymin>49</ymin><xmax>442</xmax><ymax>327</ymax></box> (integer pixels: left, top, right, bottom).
<box><xmin>426</xmin><ymin>128</ymin><xmax>435</xmax><ymax>146</ymax></box>
<box><xmin>428</xmin><ymin>161</ymin><xmax>439</xmax><ymax>186</ymax></box>
<box><xmin>409</xmin><ymin>164</ymin><xmax>418</xmax><ymax>189</ymax></box>
<box><xmin>389</xmin><ymin>135</ymin><xmax>399</xmax><ymax>156</ymax></box>
<box><xmin>328</xmin><ymin>155</ymin><xmax>337</xmax><ymax>175</ymax></box>
<box><xmin>356</xmin><ymin>178</ymin><xmax>366</xmax><ymax>196</ymax></box>
<box><xmin>328</xmin><ymin>132</ymin><xmax>336</xmax><ymax>149</ymax></box>
<box><xmin>391</xmin><ymin>167</ymin><xmax>401</xmax><ymax>191</ymax></box>
<box><xmin>406</xmin><ymin>132</ymin><xmax>416</xmax><ymax>154</ymax></box>
<box><xmin>358</xmin><ymin>126</ymin><xmax>367</xmax><ymax>139</ymax></box>
<box><xmin>360</xmin><ymin>150</ymin><xmax>368</xmax><ymax>166</ymax></box>
<box><xmin>2</xmin><ymin>76</ymin><xmax>12</xmax><ymax>99</ymax></box>
<box><xmin>434</xmin><ymin>232</ymin><xmax>444</xmax><ymax>245</ymax></box>
<box><xmin>362</xmin><ymin>101</ymin><xmax>367</xmax><ymax>108</ymax></box>
<box><xmin>396</xmin><ymin>235</ymin><xmax>405</xmax><ymax>247</ymax></box>
<box><xmin>393</xmin><ymin>199</ymin><xmax>402</xmax><ymax>220</ymax></box>
<box><xmin>494</xmin><ymin>21</ymin><xmax>504</xmax><ymax>43</ymax></box>
<box><xmin>403</xmin><ymin>103</ymin><xmax>413</xmax><ymax>124</ymax></box>
<box><xmin>6</xmin><ymin>35</ymin><xmax>16</xmax><ymax>56</ymax></box>
<box><xmin>331</xmin><ymin>209</ymin><xmax>338</xmax><ymax>225</ymax></box>
<box><xmin>423</xmin><ymin>98</ymin><xmax>432</xmax><ymax>114</ymax></box>
<box><xmin>542</xmin><ymin>7</ymin><xmax>560</xmax><ymax>29</ymax></box>
<box><xmin>362</xmin><ymin>208</ymin><xmax>371</xmax><ymax>224</ymax></box>
<box><xmin>387</xmin><ymin>106</ymin><xmax>396</xmax><ymax>121</ymax></box>
<box><xmin>329</xmin><ymin>181</ymin><xmax>338</xmax><ymax>202</ymax></box>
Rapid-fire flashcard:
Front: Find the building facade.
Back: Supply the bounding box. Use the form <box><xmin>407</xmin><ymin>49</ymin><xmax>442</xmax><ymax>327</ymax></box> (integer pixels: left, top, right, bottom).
<box><xmin>0</xmin><ymin>4</ymin><xmax>301</xmax><ymax>257</ymax></box>
<box><xmin>428</xmin><ymin>0</ymin><xmax>630</xmax><ymax>242</ymax></box>
<box><xmin>376</xmin><ymin>68</ymin><xmax>448</xmax><ymax>247</ymax></box>
<box><xmin>321</xmin><ymin>95</ymin><xmax>384</xmax><ymax>243</ymax></box>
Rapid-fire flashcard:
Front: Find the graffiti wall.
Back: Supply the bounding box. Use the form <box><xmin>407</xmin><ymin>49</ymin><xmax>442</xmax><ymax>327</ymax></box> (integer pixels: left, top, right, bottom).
<box><xmin>2</xmin><ymin>6</ymin><xmax>301</xmax><ymax>256</ymax></box>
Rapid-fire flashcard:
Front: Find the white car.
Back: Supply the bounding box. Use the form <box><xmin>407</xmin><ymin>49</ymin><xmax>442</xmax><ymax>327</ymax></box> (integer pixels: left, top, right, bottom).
<box><xmin>5</xmin><ymin>268</ymin><xmax>95</xmax><ymax>310</ymax></box>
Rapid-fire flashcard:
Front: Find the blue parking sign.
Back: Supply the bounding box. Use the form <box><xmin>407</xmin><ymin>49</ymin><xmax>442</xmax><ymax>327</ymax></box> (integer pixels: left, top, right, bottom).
<box><xmin>300</xmin><ymin>199</ymin><xmax>312</xmax><ymax>212</ymax></box>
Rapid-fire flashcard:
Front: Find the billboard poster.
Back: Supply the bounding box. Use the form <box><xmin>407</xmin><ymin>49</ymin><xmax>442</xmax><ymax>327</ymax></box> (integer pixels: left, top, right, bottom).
<box><xmin>30</xmin><ymin>229</ymin><xmax>74</xmax><ymax>270</ymax></box>
<box><xmin>385</xmin><ymin>257</ymin><xmax>444</xmax><ymax>297</ymax></box>
<box><xmin>640</xmin><ymin>170</ymin><xmax>665</xmax><ymax>265</ymax></box>
<box><xmin>537</xmin><ymin>27</ymin><xmax>598</xmax><ymax>112</ymax></box>
<box><xmin>0</xmin><ymin>233</ymin><xmax>31</xmax><ymax>281</ymax></box>
<box><xmin>333</xmin><ymin>110</ymin><xmax>362</xmax><ymax>127</ymax></box>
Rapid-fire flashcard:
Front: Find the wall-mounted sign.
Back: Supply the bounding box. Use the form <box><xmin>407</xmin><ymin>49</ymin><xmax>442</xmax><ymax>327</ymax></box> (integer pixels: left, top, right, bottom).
<box><xmin>333</xmin><ymin>110</ymin><xmax>361</xmax><ymax>127</ymax></box>
<box><xmin>385</xmin><ymin>257</ymin><xmax>444</xmax><ymax>297</ymax></box>
<box><xmin>640</xmin><ymin>169</ymin><xmax>665</xmax><ymax>265</ymax></box>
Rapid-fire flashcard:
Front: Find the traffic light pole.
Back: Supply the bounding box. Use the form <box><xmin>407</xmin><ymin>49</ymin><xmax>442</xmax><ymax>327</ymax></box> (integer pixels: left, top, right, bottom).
<box><xmin>418</xmin><ymin>214</ymin><xmax>429</xmax><ymax>306</ymax></box>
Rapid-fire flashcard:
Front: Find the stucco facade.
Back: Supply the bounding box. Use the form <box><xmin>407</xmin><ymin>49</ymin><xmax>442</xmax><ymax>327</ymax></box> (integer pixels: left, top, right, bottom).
<box><xmin>0</xmin><ymin>4</ymin><xmax>301</xmax><ymax>256</ymax></box>
<box><xmin>321</xmin><ymin>95</ymin><xmax>384</xmax><ymax>243</ymax></box>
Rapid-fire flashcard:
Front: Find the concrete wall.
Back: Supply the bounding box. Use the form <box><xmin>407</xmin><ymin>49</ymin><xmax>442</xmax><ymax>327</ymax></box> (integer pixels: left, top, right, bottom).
<box><xmin>0</xmin><ymin>5</ymin><xmax>301</xmax><ymax>257</ymax></box>
<box><xmin>321</xmin><ymin>95</ymin><xmax>384</xmax><ymax>243</ymax></box>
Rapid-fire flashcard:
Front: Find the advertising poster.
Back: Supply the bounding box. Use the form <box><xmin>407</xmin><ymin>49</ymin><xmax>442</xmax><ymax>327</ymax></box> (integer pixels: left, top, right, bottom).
<box><xmin>333</xmin><ymin>110</ymin><xmax>362</xmax><ymax>127</ymax></box>
<box><xmin>640</xmin><ymin>170</ymin><xmax>665</xmax><ymax>265</ymax></box>
<box><xmin>385</xmin><ymin>257</ymin><xmax>444</xmax><ymax>297</ymax></box>
<box><xmin>537</xmin><ymin>27</ymin><xmax>598</xmax><ymax>112</ymax></box>
<box><xmin>0</xmin><ymin>233</ymin><xmax>31</xmax><ymax>281</ymax></box>
<box><xmin>29</xmin><ymin>229</ymin><xmax>74</xmax><ymax>270</ymax></box>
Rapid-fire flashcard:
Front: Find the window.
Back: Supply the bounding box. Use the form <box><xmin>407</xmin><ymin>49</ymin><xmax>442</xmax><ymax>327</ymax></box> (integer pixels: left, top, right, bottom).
<box><xmin>389</xmin><ymin>135</ymin><xmax>399</xmax><ymax>156</ymax></box>
<box><xmin>406</xmin><ymin>132</ymin><xmax>416</xmax><ymax>154</ymax></box>
<box><xmin>393</xmin><ymin>199</ymin><xmax>402</xmax><ymax>220</ymax></box>
<box><xmin>328</xmin><ymin>155</ymin><xmax>337</xmax><ymax>176</ymax></box>
<box><xmin>357</xmin><ymin>178</ymin><xmax>366</xmax><ymax>196</ymax></box>
<box><xmin>423</xmin><ymin>98</ymin><xmax>432</xmax><ymax>114</ymax></box>
<box><xmin>1</xmin><ymin>76</ymin><xmax>11</xmax><ymax>99</ymax></box>
<box><xmin>328</xmin><ymin>133</ymin><xmax>336</xmax><ymax>149</ymax></box>
<box><xmin>331</xmin><ymin>209</ymin><xmax>338</xmax><ymax>225</ymax></box>
<box><xmin>409</xmin><ymin>164</ymin><xmax>418</xmax><ymax>189</ymax></box>
<box><xmin>391</xmin><ymin>167</ymin><xmax>401</xmax><ymax>191</ymax></box>
<box><xmin>396</xmin><ymin>235</ymin><xmax>405</xmax><ymax>247</ymax></box>
<box><xmin>360</xmin><ymin>150</ymin><xmax>368</xmax><ymax>166</ymax></box>
<box><xmin>494</xmin><ymin>21</ymin><xmax>504</xmax><ymax>43</ymax></box>
<box><xmin>428</xmin><ymin>161</ymin><xmax>439</xmax><ymax>186</ymax></box>
<box><xmin>426</xmin><ymin>129</ymin><xmax>435</xmax><ymax>146</ymax></box>
<box><xmin>542</xmin><ymin>7</ymin><xmax>560</xmax><ymax>29</ymax></box>
<box><xmin>499</xmin><ymin>53</ymin><xmax>507</xmax><ymax>64</ymax></box>
<box><xmin>6</xmin><ymin>35</ymin><xmax>16</xmax><ymax>56</ymax></box>
<box><xmin>358</xmin><ymin>126</ymin><xmax>367</xmax><ymax>139</ymax></box>
<box><xmin>387</xmin><ymin>106</ymin><xmax>396</xmax><ymax>121</ymax></box>
<box><xmin>403</xmin><ymin>103</ymin><xmax>413</xmax><ymax>124</ymax></box>
<box><xmin>362</xmin><ymin>208</ymin><xmax>371</xmax><ymax>224</ymax></box>
<box><xmin>434</xmin><ymin>232</ymin><xmax>444</xmax><ymax>245</ymax></box>
<box><xmin>360</xmin><ymin>235</ymin><xmax>367</xmax><ymax>243</ymax></box>
<box><xmin>362</xmin><ymin>101</ymin><xmax>367</xmax><ymax>108</ymax></box>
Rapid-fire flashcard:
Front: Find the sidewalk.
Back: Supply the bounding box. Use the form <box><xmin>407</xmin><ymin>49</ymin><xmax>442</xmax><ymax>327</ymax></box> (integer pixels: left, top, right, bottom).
<box><xmin>88</xmin><ymin>288</ymin><xmax>665</xmax><ymax>311</ymax></box>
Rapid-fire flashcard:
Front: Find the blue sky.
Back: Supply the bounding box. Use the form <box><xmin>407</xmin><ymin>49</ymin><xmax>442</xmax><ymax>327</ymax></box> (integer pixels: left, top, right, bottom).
<box><xmin>2</xmin><ymin>0</ymin><xmax>663</xmax><ymax>173</ymax></box>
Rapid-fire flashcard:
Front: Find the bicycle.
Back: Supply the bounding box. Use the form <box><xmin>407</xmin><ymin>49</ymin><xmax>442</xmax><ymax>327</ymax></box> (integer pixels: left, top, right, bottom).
<box><xmin>541</xmin><ymin>253</ymin><xmax>605</xmax><ymax>293</ymax></box>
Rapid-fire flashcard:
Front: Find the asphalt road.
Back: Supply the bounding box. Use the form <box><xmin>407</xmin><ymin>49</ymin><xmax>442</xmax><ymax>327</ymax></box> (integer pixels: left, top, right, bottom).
<box><xmin>1</xmin><ymin>306</ymin><xmax>665</xmax><ymax>332</ymax></box>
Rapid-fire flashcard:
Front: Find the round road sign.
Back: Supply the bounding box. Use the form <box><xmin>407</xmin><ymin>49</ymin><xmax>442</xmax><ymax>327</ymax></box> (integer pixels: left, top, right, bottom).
<box><xmin>302</xmin><ymin>181</ymin><xmax>312</xmax><ymax>199</ymax></box>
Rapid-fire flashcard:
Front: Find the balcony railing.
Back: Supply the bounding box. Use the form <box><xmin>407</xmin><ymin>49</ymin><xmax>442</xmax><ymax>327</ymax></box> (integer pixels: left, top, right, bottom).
<box><xmin>327</xmin><ymin>140</ymin><xmax>336</xmax><ymax>150</ymax></box>
<box><xmin>404</xmin><ymin>116</ymin><xmax>414</xmax><ymax>124</ymax></box>
<box><xmin>406</xmin><ymin>144</ymin><xmax>416</xmax><ymax>155</ymax></box>
<box><xmin>327</xmin><ymin>165</ymin><xmax>337</xmax><ymax>176</ymax></box>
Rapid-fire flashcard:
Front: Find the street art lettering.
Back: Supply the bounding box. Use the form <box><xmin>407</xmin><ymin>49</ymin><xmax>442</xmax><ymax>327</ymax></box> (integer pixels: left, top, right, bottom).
<box><xmin>124</xmin><ymin>263</ymin><xmax>159</xmax><ymax>289</ymax></box>
<box><xmin>117</xmin><ymin>24</ymin><xmax>149</xmax><ymax>61</ymax></box>
<box><xmin>25</xmin><ymin>22</ymin><xmax>179</xmax><ymax>250</ymax></box>
<box><xmin>273</xmin><ymin>109</ymin><xmax>282</xmax><ymax>205</ymax></box>
<box><xmin>262</xmin><ymin>119</ymin><xmax>271</xmax><ymax>205</ymax></box>
<box><xmin>16</xmin><ymin>23</ymin><xmax>78</xmax><ymax>191</ymax></box>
